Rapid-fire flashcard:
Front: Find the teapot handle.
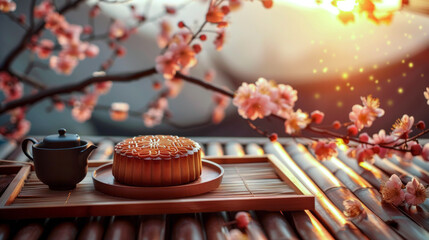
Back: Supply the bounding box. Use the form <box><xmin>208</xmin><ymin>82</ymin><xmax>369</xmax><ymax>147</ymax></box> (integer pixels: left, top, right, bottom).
<box><xmin>22</xmin><ymin>138</ymin><xmax>37</xmax><ymax>161</ymax></box>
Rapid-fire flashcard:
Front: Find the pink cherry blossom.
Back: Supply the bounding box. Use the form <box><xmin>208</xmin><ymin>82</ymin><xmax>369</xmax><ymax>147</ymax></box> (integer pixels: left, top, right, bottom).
<box><xmin>212</xmin><ymin>106</ymin><xmax>226</xmax><ymax>124</ymax></box>
<box><xmin>110</xmin><ymin>102</ymin><xmax>129</xmax><ymax>122</ymax></box>
<box><xmin>109</xmin><ymin>20</ymin><xmax>129</xmax><ymax>41</ymax></box>
<box><xmin>392</xmin><ymin>114</ymin><xmax>414</xmax><ymax>138</ymax></box>
<box><xmin>213</xmin><ymin>92</ymin><xmax>231</xmax><ymax>108</ymax></box>
<box><xmin>236</xmin><ymin>92</ymin><xmax>275</xmax><ymax>120</ymax></box>
<box><xmin>168</xmin><ymin>42</ymin><xmax>197</xmax><ymax>69</ymax></box>
<box><xmin>89</xmin><ymin>4</ymin><xmax>100</xmax><ymax>18</ymax></box>
<box><xmin>49</xmin><ymin>54</ymin><xmax>78</xmax><ymax>75</ymax></box>
<box><xmin>85</xmin><ymin>43</ymin><xmax>99</xmax><ymax>58</ymax></box>
<box><xmin>204</xmin><ymin>69</ymin><xmax>215</xmax><ymax>82</ymax></box>
<box><xmin>0</xmin><ymin>71</ymin><xmax>22</xmax><ymax>101</ymax></box>
<box><xmin>81</xmin><ymin>93</ymin><xmax>98</xmax><ymax>107</ymax></box>
<box><xmin>233</xmin><ymin>82</ymin><xmax>255</xmax><ymax>106</ymax></box>
<box><xmin>83</xmin><ymin>25</ymin><xmax>93</xmax><ymax>35</ymax></box>
<box><xmin>143</xmin><ymin>108</ymin><xmax>164</xmax><ymax>127</ymax></box>
<box><xmin>0</xmin><ymin>0</ymin><xmax>16</xmax><ymax>12</ymax></box>
<box><xmin>273</xmin><ymin>84</ymin><xmax>297</xmax><ymax>113</ymax></box>
<box><xmin>284</xmin><ymin>109</ymin><xmax>310</xmax><ymax>135</ymax></box>
<box><xmin>372</xmin><ymin>129</ymin><xmax>395</xmax><ymax>158</ymax></box>
<box><xmin>380</xmin><ymin>174</ymin><xmax>405</xmax><ymax>206</ymax></box>
<box><xmin>212</xmin><ymin>92</ymin><xmax>230</xmax><ymax>124</ymax></box>
<box><xmin>44</xmin><ymin>12</ymin><xmax>66</xmax><ymax>31</ymax></box>
<box><xmin>233</xmin><ymin>80</ymin><xmax>279</xmax><ymax>120</ymax></box>
<box><xmin>56</xmin><ymin>24</ymin><xmax>83</xmax><ymax>46</ymax></box>
<box><xmin>349</xmin><ymin>104</ymin><xmax>375</xmax><ymax>131</ymax></box>
<box><xmin>35</xmin><ymin>39</ymin><xmax>54</xmax><ymax>59</ymax></box>
<box><xmin>165</xmin><ymin>77</ymin><xmax>184</xmax><ymax>98</ymax></box>
<box><xmin>355</xmin><ymin>146</ymin><xmax>375</xmax><ymax>164</ymax></box>
<box><xmin>343</xmin><ymin>199</ymin><xmax>365</xmax><ymax>218</ymax></box>
<box><xmin>60</xmin><ymin>42</ymin><xmax>87</xmax><ymax>60</ymax></box>
<box><xmin>214</xmin><ymin>29</ymin><xmax>225</xmax><ymax>51</ymax></box>
<box><xmin>95</xmin><ymin>81</ymin><xmax>112</xmax><ymax>95</ymax></box>
<box><xmin>361</xmin><ymin>95</ymin><xmax>384</xmax><ymax>117</ymax></box>
<box><xmin>34</xmin><ymin>0</ymin><xmax>53</xmax><ymax>18</ymax></box>
<box><xmin>3</xmin><ymin>119</ymin><xmax>30</xmax><ymax>140</ymax></box>
<box><xmin>154</xmin><ymin>97</ymin><xmax>169</xmax><ymax>110</ymax></box>
<box><xmin>255</xmin><ymin>77</ymin><xmax>274</xmax><ymax>96</ymax></box>
<box><xmin>404</xmin><ymin>178</ymin><xmax>428</xmax><ymax>206</ymax></box>
<box><xmin>312</xmin><ymin>140</ymin><xmax>337</xmax><ymax>160</ymax></box>
<box><xmin>206</xmin><ymin>4</ymin><xmax>224</xmax><ymax>23</ymax></box>
<box><xmin>155</xmin><ymin>51</ymin><xmax>180</xmax><ymax>80</ymax></box>
<box><xmin>170</xmin><ymin>30</ymin><xmax>193</xmax><ymax>46</ymax></box>
<box><xmin>229</xmin><ymin>0</ymin><xmax>242</xmax><ymax>11</ymax></box>
<box><xmin>54</xmin><ymin>101</ymin><xmax>65</xmax><ymax>111</ymax></box>
<box><xmin>71</xmin><ymin>104</ymin><xmax>92</xmax><ymax>122</ymax></box>
<box><xmin>424</xmin><ymin>87</ymin><xmax>429</xmax><ymax>105</ymax></box>
<box><xmin>157</xmin><ymin>20</ymin><xmax>172</xmax><ymax>48</ymax></box>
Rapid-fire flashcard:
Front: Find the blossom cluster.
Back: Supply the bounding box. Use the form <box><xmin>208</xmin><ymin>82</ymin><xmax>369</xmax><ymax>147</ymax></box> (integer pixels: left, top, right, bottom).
<box><xmin>380</xmin><ymin>174</ymin><xmax>428</xmax><ymax>206</ymax></box>
<box><xmin>233</xmin><ymin>78</ymin><xmax>311</xmax><ymax>135</ymax></box>
<box><xmin>0</xmin><ymin>107</ymin><xmax>30</xmax><ymax>140</ymax></box>
<box><xmin>71</xmin><ymin>79</ymin><xmax>112</xmax><ymax>123</ymax></box>
<box><xmin>0</xmin><ymin>71</ymin><xmax>22</xmax><ymax>102</ymax></box>
<box><xmin>154</xmin><ymin>0</ymin><xmax>273</xmax><ymax>81</ymax></box>
<box><xmin>143</xmin><ymin>97</ymin><xmax>169</xmax><ymax>128</ymax></box>
<box><xmin>347</xmin><ymin>115</ymin><xmax>425</xmax><ymax>164</ymax></box>
<box><xmin>29</xmin><ymin>0</ymin><xmax>100</xmax><ymax>75</ymax></box>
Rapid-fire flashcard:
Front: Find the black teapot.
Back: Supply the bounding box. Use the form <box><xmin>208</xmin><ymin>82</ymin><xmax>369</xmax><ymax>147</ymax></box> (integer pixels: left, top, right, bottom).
<box><xmin>21</xmin><ymin>128</ymin><xmax>97</xmax><ymax>190</ymax></box>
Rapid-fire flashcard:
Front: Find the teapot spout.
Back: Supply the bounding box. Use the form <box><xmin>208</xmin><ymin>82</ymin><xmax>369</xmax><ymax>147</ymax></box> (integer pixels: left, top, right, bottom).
<box><xmin>80</xmin><ymin>144</ymin><xmax>97</xmax><ymax>160</ymax></box>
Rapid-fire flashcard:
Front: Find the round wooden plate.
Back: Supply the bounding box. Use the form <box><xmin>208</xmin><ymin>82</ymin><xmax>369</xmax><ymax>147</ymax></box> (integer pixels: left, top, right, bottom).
<box><xmin>92</xmin><ymin>160</ymin><xmax>224</xmax><ymax>199</ymax></box>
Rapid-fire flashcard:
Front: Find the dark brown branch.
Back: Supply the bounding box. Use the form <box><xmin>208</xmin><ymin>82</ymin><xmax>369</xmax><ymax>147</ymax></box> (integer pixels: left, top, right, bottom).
<box><xmin>175</xmin><ymin>71</ymin><xmax>234</xmax><ymax>98</ymax></box>
<box><xmin>0</xmin><ymin>67</ymin><xmax>157</xmax><ymax>114</ymax></box>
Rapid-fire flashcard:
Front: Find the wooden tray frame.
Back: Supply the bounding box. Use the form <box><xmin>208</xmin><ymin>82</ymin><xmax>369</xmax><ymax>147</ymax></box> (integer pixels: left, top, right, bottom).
<box><xmin>0</xmin><ymin>155</ymin><xmax>314</xmax><ymax>219</ymax></box>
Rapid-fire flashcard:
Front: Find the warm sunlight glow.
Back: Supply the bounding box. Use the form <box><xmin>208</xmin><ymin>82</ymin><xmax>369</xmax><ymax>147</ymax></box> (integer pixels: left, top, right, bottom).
<box><xmin>359</xmin><ymin>161</ymin><xmax>383</xmax><ymax>179</ymax></box>
<box><xmin>278</xmin><ymin>0</ymin><xmax>402</xmax><ymax>21</ymax></box>
<box><xmin>296</xmin><ymin>144</ymin><xmax>343</xmax><ymax>186</ymax></box>
<box><xmin>331</xmin><ymin>157</ymin><xmax>371</xmax><ymax>188</ymax></box>
<box><xmin>269</xmin><ymin>142</ymin><xmax>348</xmax><ymax>225</ymax></box>
<box><xmin>336</xmin><ymin>138</ymin><xmax>348</xmax><ymax>151</ymax></box>
<box><xmin>337</xmin><ymin>0</ymin><xmax>356</xmax><ymax>12</ymax></box>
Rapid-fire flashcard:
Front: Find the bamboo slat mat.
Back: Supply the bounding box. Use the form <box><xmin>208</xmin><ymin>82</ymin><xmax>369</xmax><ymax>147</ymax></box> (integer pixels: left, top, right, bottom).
<box><xmin>1</xmin><ymin>156</ymin><xmax>314</xmax><ymax>219</ymax></box>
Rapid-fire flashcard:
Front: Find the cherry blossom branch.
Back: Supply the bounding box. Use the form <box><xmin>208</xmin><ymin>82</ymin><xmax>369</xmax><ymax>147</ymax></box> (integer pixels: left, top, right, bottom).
<box><xmin>0</xmin><ymin>67</ymin><xmax>157</xmax><ymax>114</ymax></box>
<box><xmin>175</xmin><ymin>71</ymin><xmax>234</xmax><ymax>98</ymax></box>
<box><xmin>0</xmin><ymin>0</ymin><xmax>85</xmax><ymax>71</ymax></box>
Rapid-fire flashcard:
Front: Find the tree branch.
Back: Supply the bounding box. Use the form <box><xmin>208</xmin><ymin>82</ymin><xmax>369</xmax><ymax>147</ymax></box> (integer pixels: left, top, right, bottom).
<box><xmin>175</xmin><ymin>71</ymin><xmax>234</xmax><ymax>98</ymax></box>
<box><xmin>0</xmin><ymin>67</ymin><xmax>157</xmax><ymax>114</ymax></box>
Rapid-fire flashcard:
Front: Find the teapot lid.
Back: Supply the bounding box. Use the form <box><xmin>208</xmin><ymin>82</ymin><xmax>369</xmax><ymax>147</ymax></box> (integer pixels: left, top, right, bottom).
<box><xmin>42</xmin><ymin>128</ymin><xmax>81</xmax><ymax>148</ymax></box>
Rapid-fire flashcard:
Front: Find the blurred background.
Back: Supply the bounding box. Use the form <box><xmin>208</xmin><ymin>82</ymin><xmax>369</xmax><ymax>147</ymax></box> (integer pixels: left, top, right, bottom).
<box><xmin>1</xmin><ymin>0</ymin><xmax>428</xmax><ymax>138</ymax></box>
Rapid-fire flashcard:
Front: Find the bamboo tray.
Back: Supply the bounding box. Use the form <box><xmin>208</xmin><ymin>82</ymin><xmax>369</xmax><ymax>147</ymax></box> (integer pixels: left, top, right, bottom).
<box><xmin>0</xmin><ymin>155</ymin><xmax>314</xmax><ymax>219</ymax></box>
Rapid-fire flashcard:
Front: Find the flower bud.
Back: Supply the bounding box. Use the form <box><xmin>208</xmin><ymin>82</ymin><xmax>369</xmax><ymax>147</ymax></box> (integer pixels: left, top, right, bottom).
<box><xmin>311</xmin><ymin>110</ymin><xmax>324</xmax><ymax>124</ymax></box>
<box><xmin>347</xmin><ymin>125</ymin><xmax>358</xmax><ymax>136</ymax></box>
<box><xmin>417</xmin><ymin>120</ymin><xmax>425</xmax><ymax>130</ymax></box>
<box><xmin>411</xmin><ymin>144</ymin><xmax>422</xmax><ymax>156</ymax></box>
<box><xmin>332</xmin><ymin>120</ymin><xmax>341</xmax><ymax>129</ymax></box>
<box><xmin>269</xmin><ymin>133</ymin><xmax>278</xmax><ymax>142</ymax></box>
